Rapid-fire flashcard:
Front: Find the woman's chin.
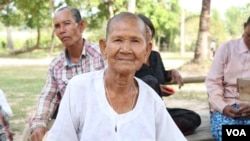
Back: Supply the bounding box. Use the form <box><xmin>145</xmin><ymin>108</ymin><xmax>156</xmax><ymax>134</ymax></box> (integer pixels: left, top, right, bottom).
<box><xmin>115</xmin><ymin>67</ymin><xmax>135</xmax><ymax>75</ymax></box>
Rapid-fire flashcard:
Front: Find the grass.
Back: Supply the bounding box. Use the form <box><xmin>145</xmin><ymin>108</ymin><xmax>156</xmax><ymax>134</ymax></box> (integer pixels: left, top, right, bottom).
<box><xmin>0</xmin><ymin>65</ymin><xmax>47</xmax><ymax>133</ymax></box>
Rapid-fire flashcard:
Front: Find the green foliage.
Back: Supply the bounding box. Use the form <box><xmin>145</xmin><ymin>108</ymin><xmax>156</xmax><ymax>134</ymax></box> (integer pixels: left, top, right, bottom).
<box><xmin>136</xmin><ymin>0</ymin><xmax>181</xmax><ymax>51</ymax></box>
<box><xmin>210</xmin><ymin>9</ymin><xmax>228</xmax><ymax>46</ymax></box>
<box><xmin>0</xmin><ymin>0</ymin><xmax>184</xmax><ymax>54</ymax></box>
<box><xmin>15</xmin><ymin>0</ymin><xmax>51</xmax><ymax>28</ymax></box>
<box><xmin>225</xmin><ymin>5</ymin><xmax>250</xmax><ymax>38</ymax></box>
<box><xmin>183</xmin><ymin>11</ymin><xmax>200</xmax><ymax>52</ymax></box>
<box><xmin>0</xmin><ymin>3</ymin><xmax>24</xmax><ymax>26</ymax></box>
<box><xmin>1</xmin><ymin>0</ymin><xmax>248</xmax><ymax>56</ymax></box>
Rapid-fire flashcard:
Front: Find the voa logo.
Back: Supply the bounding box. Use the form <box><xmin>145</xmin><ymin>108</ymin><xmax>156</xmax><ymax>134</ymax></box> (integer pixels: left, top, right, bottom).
<box><xmin>226</xmin><ymin>129</ymin><xmax>246</xmax><ymax>136</ymax></box>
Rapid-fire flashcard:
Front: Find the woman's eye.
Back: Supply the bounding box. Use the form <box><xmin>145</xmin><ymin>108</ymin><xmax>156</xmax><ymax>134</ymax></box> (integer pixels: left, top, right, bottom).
<box><xmin>132</xmin><ymin>39</ymin><xmax>139</xmax><ymax>43</ymax></box>
<box><xmin>114</xmin><ymin>39</ymin><xmax>122</xmax><ymax>42</ymax></box>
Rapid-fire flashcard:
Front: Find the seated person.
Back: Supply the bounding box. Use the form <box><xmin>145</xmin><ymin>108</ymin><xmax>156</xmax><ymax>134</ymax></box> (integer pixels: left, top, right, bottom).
<box><xmin>205</xmin><ymin>16</ymin><xmax>250</xmax><ymax>141</ymax></box>
<box><xmin>0</xmin><ymin>89</ymin><xmax>13</xmax><ymax>141</ymax></box>
<box><xmin>47</xmin><ymin>12</ymin><xmax>187</xmax><ymax>141</ymax></box>
<box><xmin>135</xmin><ymin>14</ymin><xmax>201</xmax><ymax>136</ymax></box>
<box><xmin>22</xmin><ymin>6</ymin><xmax>105</xmax><ymax>141</ymax></box>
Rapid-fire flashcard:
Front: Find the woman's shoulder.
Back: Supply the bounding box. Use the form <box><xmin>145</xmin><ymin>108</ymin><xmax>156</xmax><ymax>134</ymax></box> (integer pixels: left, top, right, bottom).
<box><xmin>150</xmin><ymin>50</ymin><xmax>161</xmax><ymax>57</ymax></box>
<box><xmin>149</xmin><ymin>50</ymin><xmax>162</xmax><ymax>61</ymax></box>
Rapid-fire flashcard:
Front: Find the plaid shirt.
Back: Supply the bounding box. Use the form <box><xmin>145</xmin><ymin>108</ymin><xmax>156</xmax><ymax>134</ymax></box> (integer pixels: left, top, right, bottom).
<box><xmin>31</xmin><ymin>40</ymin><xmax>105</xmax><ymax>131</ymax></box>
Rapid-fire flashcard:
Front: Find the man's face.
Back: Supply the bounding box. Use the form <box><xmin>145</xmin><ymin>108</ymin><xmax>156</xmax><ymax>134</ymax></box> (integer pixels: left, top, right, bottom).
<box><xmin>243</xmin><ymin>25</ymin><xmax>250</xmax><ymax>49</ymax></box>
<box><xmin>53</xmin><ymin>9</ymin><xmax>84</xmax><ymax>48</ymax></box>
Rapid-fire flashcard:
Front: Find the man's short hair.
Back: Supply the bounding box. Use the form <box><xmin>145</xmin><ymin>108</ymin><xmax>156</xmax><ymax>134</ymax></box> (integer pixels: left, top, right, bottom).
<box><xmin>56</xmin><ymin>6</ymin><xmax>82</xmax><ymax>23</ymax></box>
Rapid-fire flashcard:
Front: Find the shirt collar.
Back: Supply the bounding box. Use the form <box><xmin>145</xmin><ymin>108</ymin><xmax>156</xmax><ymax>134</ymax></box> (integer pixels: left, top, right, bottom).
<box><xmin>238</xmin><ymin>38</ymin><xmax>249</xmax><ymax>54</ymax></box>
<box><xmin>64</xmin><ymin>39</ymin><xmax>86</xmax><ymax>67</ymax></box>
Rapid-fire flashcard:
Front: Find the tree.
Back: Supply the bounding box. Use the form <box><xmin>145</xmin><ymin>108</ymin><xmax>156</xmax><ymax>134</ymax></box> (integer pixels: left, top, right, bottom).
<box><xmin>193</xmin><ymin>0</ymin><xmax>210</xmax><ymax>63</ymax></box>
<box><xmin>0</xmin><ymin>0</ymin><xmax>183</xmax><ymax>55</ymax></box>
<box><xmin>0</xmin><ymin>0</ymin><xmax>10</xmax><ymax>10</ymax></box>
<box><xmin>210</xmin><ymin>9</ymin><xmax>227</xmax><ymax>46</ymax></box>
<box><xmin>0</xmin><ymin>2</ymin><xmax>23</xmax><ymax>53</ymax></box>
<box><xmin>136</xmin><ymin>0</ymin><xmax>181</xmax><ymax>51</ymax></box>
<box><xmin>225</xmin><ymin>5</ymin><xmax>250</xmax><ymax>38</ymax></box>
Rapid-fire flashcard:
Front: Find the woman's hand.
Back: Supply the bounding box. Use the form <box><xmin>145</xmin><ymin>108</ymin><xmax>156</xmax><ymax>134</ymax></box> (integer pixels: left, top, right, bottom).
<box><xmin>223</xmin><ymin>105</ymin><xmax>241</xmax><ymax>118</ymax></box>
<box><xmin>237</xmin><ymin>103</ymin><xmax>250</xmax><ymax>118</ymax></box>
<box><xmin>170</xmin><ymin>69</ymin><xmax>184</xmax><ymax>89</ymax></box>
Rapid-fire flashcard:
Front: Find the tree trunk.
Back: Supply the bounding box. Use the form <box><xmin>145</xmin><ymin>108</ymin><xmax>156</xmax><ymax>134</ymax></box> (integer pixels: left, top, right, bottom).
<box><xmin>49</xmin><ymin>30</ymin><xmax>55</xmax><ymax>56</ymax></box>
<box><xmin>180</xmin><ymin>8</ymin><xmax>185</xmax><ymax>56</ymax></box>
<box><xmin>128</xmin><ymin>0</ymin><xmax>136</xmax><ymax>13</ymax></box>
<box><xmin>35</xmin><ymin>27</ymin><xmax>40</xmax><ymax>49</ymax></box>
<box><xmin>193</xmin><ymin>0</ymin><xmax>210</xmax><ymax>63</ymax></box>
<box><xmin>49</xmin><ymin>0</ymin><xmax>56</xmax><ymax>56</ymax></box>
<box><xmin>108</xmin><ymin>0</ymin><xmax>114</xmax><ymax>19</ymax></box>
<box><xmin>6</xmin><ymin>26</ymin><xmax>14</xmax><ymax>53</ymax></box>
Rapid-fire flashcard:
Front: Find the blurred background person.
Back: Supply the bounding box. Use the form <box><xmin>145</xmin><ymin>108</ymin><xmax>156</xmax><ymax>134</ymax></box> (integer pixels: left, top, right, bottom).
<box><xmin>0</xmin><ymin>89</ymin><xmax>13</xmax><ymax>141</ymax></box>
<box><xmin>135</xmin><ymin>14</ymin><xmax>201</xmax><ymax>136</ymax></box>
<box><xmin>205</xmin><ymin>16</ymin><xmax>250</xmax><ymax>141</ymax></box>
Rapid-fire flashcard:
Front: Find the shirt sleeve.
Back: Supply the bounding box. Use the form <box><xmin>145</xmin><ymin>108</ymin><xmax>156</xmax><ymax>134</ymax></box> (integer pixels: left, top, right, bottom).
<box><xmin>0</xmin><ymin>89</ymin><xmax>13</xmax><ymax>117</ymax></box>
<box><xmin>205</xmin><ymin>43</ymin><xmax>228</xmax><ymax>113</ymax></box>
<box><xmin>31</xmin><ymin>64</ymin><xmax>59</xmax><ymax>131</ymax></box>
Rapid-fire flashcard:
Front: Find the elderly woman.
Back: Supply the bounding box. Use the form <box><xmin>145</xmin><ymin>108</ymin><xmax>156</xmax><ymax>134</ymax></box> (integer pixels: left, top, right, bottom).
<box><xmin>47</xmin><ymin>12</ymin><xmax>186</xmax><ymax>141</ymax></box>
<box><xmin>205</xmin><ymin>16</ymin><xmax>250</xmax><ymax>141</ymax></box>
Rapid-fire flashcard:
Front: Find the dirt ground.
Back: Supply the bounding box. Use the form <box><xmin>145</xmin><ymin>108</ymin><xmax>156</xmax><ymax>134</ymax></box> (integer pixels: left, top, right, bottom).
<box><xmin>0</xmin><ymin>57</ymin><xmax>211</xmax><ymax>140</ymax></box>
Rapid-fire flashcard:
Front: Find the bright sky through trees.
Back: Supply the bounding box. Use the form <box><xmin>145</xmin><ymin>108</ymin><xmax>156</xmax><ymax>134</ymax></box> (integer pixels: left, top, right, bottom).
<box><xmin>180</xmin><ymin>0</ymin><xmax>249</xmax><ymax>16</ymax></box>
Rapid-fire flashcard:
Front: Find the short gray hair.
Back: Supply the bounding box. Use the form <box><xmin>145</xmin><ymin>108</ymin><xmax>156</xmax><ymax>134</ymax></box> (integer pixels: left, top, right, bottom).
<box><xmin>56</xmin><ymin>6</ymin><xmax>82</xmax><ymax>23</ymax></box>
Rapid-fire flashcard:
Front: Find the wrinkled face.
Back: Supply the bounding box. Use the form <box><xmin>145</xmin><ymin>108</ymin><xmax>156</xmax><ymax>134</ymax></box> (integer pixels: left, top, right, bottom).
<box><xmin>243</xmin><ymin>24</ymin><xmax>250</xmax><ymax>49</ymax></box>
<box><xmin>53</xmin><ymin>9</ymin><xmax>85</xmax><ymax>48</ymax></box>
<box><xmin>100</xmin><ymin>18</ymin><xmax>151</xmax><ymax>74</ymax></box>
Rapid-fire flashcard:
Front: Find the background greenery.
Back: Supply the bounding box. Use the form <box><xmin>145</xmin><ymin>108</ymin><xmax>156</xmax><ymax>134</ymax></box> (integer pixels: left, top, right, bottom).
<box><xmin>0</xmin><ymin>0</ymin><xmax>249</xmax><ymax>57</ymax></box>
<box><xmin>0</xmin><ymin>65</ymin><xmax>47</xmax><ymax>132</ymax></box>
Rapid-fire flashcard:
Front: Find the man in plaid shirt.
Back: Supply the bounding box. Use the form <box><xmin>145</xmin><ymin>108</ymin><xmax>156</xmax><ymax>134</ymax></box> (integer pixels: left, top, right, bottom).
<box><xmin>22</xmin><ymin>6</ymin><xmax>105</xmax><ymax>141</ymax></box>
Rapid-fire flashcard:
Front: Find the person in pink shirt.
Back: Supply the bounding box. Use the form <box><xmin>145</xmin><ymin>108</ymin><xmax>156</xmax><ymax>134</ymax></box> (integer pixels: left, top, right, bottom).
<box><xmin>205</xmin><ymin>16</ymin><xmax>250</xmax><ymax>141</ymax></box>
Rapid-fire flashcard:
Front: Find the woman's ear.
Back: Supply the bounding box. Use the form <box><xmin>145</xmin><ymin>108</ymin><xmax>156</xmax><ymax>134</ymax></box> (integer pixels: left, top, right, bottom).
<box><xmin>99</xmin><ymin>38</ymin><xmax>107</xmax><ymax>60</ymax></box>
<box><xmin>144</xmin><ymin>41</ymin><xmax>152</xmax><ymax>62</ymax></box>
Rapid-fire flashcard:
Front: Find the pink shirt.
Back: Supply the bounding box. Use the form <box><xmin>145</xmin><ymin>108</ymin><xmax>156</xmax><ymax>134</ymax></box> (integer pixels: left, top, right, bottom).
<box><xmin>205</xmin><ymin>38</ymin><xmax>250</xmax><ymax>113</ymax></box>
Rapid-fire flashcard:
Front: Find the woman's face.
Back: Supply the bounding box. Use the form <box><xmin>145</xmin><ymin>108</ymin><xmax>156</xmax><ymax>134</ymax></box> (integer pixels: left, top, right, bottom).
<box><xmin>100</xmin><ymin>18</ymin><xmax>152</xmax><ymax>74</ymax></box>
<box><xmin>243</xmin><ymin>24</ymin><xmax>250</xmax><ymax>49</ymax></box>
